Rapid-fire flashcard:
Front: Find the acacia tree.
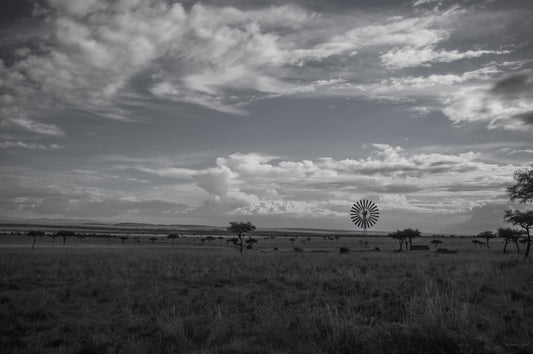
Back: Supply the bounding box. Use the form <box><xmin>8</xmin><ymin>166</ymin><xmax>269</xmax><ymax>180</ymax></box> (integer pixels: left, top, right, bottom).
<box><xmin>430</xmin><ymin>239</ymin><xmax>443</xmax><ymax>249</ymax></box>
<box><xmin>505</xmin><ymin>210</ymin><xmax>533</xmax><ymax>257</ymax></box>
<box><xmin>389</xmin><ymin>230</ymin><xmax>407</xmax><ymax>251</ymax></box>
<box><xmin>505</xmin><ymin>164</ymin><xmax>533</xmax><ymax>257</ymax></box>
<box><xmin>403</xmin><ymin>228</ymin><xmax>421</xmax><ymax>250</ymax></box>
<box><xmin>28</xmin><ymin>230</ymin><xmax>44</xmax><ymax>249</ymax></box>
<box><xmin>507</xmin><ymin>164</ymin><xmax>533</xmax><ymax>203</ymax></box>
<box><xmin>227</xmin><ymin>221</ymin><xmax>256</xmax><ymax>253</ymax></box>
<box><xmin>498</xmin><ymin>227</ymin><xmax>521</xmax><ymax>254</ymax></box>
<box><xmin>167</xmin><ymin>233</ymin><xmax>180</xmax><ymax>246</ymax></box>
<box><xmin>56</xmin><ymin>230</ymin><xmax>75</xmax><ymax>245</ymax></box>
<box><xmin>389</xmin><ymin>228</ymin><xmax>421</xmax><ymax>251</ymax></box>
<box><xmin>476</xmin><ymin>231</ymin><xmax>497</xmax><ymax>249</ymax></box>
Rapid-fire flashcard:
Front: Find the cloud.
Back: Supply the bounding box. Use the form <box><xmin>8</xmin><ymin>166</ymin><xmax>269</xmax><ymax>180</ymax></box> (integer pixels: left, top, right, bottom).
<box><xmin>0</xmin><ymin>1</ymin><xmax>503</xmax><ymax>124</ymax></box>
<box><xmin>0</xmin><ymin>140</ymin><xmax>62</xmax><ymax>150</ymax></box>
<box><xmin>122</xmin><ymin>145</ymin><xmax>519</xmax><ymax>223</ymax></box>
<box><xmin>442</xmin><ymin>71</ymin><xmax>533</xmax><ymax>131</ymax></box>
<box><xmin>6</xmin><ymin>117</ymin><xmax>65</xmax><ymax>136</ymax></box>
<box><xmin>380</xmin><ymin>47</ymin><xmax>509</xmax><ymax>69</ymax></box>
<box><xmin>0</xmin><ymin>0</ymin><xmax>528</xmax><ymax>145</ymax></box>
<box><xmin>1</xmin><ymin>144</ymin><xmax>527</xmax><ymax>231</ymax></box>
<box><xmin>500</xmin><ymin>147</ymin><xmax>533</xmax><ymax>155</ymax></box>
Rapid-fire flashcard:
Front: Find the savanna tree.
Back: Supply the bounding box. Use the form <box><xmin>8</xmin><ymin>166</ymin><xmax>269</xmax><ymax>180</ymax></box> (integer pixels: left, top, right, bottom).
<box><xmin>389</xmin><ymin>228</ymin><xmax>420</xmax><ymax>251</ymax></box>
<box><xmin>430</xmin><ymin>239</ymin><xmax>443</xmax><ymax>249</ymax></box>
<box><xmin>227</xmin><ymin>221</ymin><xmax>256</xmax><ymax>253</ymax></box>
<box><xmin>505</xmin><ymin>164</ymin><xmax>533</xmax><ymax>257</ymax></box>
<box><xmin>167</xmin><ymin>233</ymin><xmax>180</xmax><ymax>246</ymax></box>
<box><xmin>27</xmin><ymin>230</ymin><xmax>44</xmax><ymax>249</ymax></box>
<box><xmin>476</xmin><ymin>231</ymin><xmax>497</xmax><ymax>249</ymax></box>
<box><xmin>497</xmin><ymin>227</ymin><xmax>522</xmax><ymax>254</ymax></box>
<box><xmin>507</xmin><ymin>164</ymin><xmax>533</xmax><ymax>204</ymax></box>
<box><xmin>56</xmin><ymin>230</ymin><xmax>75</xmax><ymax>245</ymax></box>
<box><xmin>504</xmin><ymin>210</ymin><xmax>533</xmax><ymax>257</ymax></box>
<box><xmin>403</xmin><ymin>228</ymin><xmax>421</xmax><ymax>250</ymax></box>
<box><xmin>389</xmin><ymin>230</ymin><xmax>407</xmax><ymax>251</ymax></box>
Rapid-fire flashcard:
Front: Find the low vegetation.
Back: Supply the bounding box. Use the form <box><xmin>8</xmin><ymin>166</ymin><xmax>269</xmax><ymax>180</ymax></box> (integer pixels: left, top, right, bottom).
<box><xmin>1</xmin><ymin>245</ymin><xmax>532</xmax><ymax>354</ymax></box>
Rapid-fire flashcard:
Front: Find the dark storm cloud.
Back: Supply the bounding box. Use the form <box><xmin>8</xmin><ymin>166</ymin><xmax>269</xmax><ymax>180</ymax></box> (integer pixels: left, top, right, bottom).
<box><xmin>491</xmin><ymin>73</ymin><xmax>533</xmax><ymax>97</ymax></box>
<box><xmin>513</xmin><ymin>111</ymin><xmax>533</xmax><ymax>125</ymax></box>
<box><xmin>449</xmin><ymin>202</ymin><xmax>511</xmax><ymax>234</ymax></box>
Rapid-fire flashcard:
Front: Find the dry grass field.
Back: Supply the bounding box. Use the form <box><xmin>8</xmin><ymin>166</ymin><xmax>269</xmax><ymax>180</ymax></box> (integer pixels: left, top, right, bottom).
<box><xmin>1</xmin><ymin>231</ymin><xmax>532</xmax><ymax>353</ymax></box>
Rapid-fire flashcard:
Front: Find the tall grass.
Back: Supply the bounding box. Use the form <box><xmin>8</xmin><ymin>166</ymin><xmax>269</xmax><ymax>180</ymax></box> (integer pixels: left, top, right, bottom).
<box><xmin>1</xmin><ymin>247</ymin><xmax>532</xmax><ymax>353</ymax></box>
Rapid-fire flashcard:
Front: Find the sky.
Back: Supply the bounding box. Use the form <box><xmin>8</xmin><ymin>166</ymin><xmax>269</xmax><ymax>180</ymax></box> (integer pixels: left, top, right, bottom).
<box><xmin>1</xmin><ymin>0</ymin><xmax>532</xmax><ymax>234</ymax></box>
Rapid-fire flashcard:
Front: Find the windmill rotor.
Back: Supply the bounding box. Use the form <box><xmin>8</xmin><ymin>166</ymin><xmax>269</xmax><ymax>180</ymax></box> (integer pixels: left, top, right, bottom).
<box><xmin>350</xmin><ymin>199</ymin><xmax>379</xmax><ymax>234</ymax></box>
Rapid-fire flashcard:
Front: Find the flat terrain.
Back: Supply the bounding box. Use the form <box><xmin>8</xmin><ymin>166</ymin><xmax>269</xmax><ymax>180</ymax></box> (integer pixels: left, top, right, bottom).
<box><xmin>1</xmin><ymin>231</ymin><xmax>532</xmax><ymax>353</ymax></box>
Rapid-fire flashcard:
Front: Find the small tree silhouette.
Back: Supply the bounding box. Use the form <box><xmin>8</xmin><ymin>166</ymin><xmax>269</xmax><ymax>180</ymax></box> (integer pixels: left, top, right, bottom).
<box><xmin>389</xmin><ymin>229</ymin><xmax>421</xmax><ymax>251</ymax></box>
<box><xmin>472</xmin><ymin>239</ymin><xmax>487</xmax><ymax>249</ymax></box>
<box><xmin>505</xmin><ymin>210</ymin><xmax>533</xmax><ymax>257</ymax></box>
<box><xmin>507</xmin><ymin>164</ymin><xmax>533</xmax><ymax>204</ymax></box>
<box><xmin>476</xmin><ymin>231</ymin><xmax>496</xmax><ymax>249</ymax></box>
<box><xmin>505</xmin><ymin>164</ymin><xmax>533</xmax><ymax>257</ymax></box>
<box><xmin>403</xmin><ymin>228</ymin><xmax>421</xmax><ymax>250</ymax></box>
<box><xmin>167</xmin><ymin>233</ymin><xmax>179</xmax><ymax>246</ymax></box>
<box><xmin>56</xmin><ymin>230</ymin><xmax>75</xmax><ymax>245</ymax></box>
<box><xmin>27</xmin><ymin>230</ymin><xmax>44</xmax><ymax>249</ymax></box>
<box><xmin>227</xmin><ymin>221</ymin><xmax>256</xmax><ymax>254</ymax></box>
<box><xmin>389</xmin><ymin>230</ymin><xmax>406</xmax><ymax>251</ymax></box>
<box><xmin>203</xmin><ymin>236</ymin><xmax>216</xmax><ymax>245</ymax></box>
<box><xmin>119</xmin><ymin>236</ymin><xmax>128</xmax><ymax>244</ymax></box>
<box><xmin>498</xmin><ymin>227</ymin><xmax>522</xmax><ymax>254</ymax></box>
<box><xmin>430</xmin><ymin>239</ymin><xmax>443</xmax><ymax>249</ymax></box>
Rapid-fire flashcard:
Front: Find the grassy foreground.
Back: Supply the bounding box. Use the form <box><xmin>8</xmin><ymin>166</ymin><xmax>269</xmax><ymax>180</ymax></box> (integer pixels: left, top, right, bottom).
<box><xmin>1</xmin><ymin>246</ymin><xmax>532</xmax><ymax>353</ymax></box>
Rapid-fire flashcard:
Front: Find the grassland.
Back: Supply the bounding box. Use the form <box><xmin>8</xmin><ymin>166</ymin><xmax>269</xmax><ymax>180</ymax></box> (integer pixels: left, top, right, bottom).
<box><xmin>1</xmin><ymin>231</ymin><xmax>532</xmax><ymax>353</ymax></box>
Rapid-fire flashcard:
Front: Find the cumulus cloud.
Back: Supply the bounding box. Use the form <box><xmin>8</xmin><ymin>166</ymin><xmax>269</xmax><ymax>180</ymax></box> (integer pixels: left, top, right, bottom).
<box><xmin>124</xmin><ymin>145</ymin><xmax>519</xmax><ymax>223</ymax></box>
<box><xmin>1</xmin><ymin>143</ymin><xmax>526</xmax><ymax>231</ymax></box>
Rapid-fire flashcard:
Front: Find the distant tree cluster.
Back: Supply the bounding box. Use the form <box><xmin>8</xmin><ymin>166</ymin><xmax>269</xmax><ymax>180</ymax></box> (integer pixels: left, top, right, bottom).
<box><xmin>388</xmin><ymin>228</ymin><xmax>420</xmax><ymax>251</ymax></box>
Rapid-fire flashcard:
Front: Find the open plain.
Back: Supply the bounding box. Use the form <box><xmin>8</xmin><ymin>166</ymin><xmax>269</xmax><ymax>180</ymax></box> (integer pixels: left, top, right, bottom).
<box><xmin>1</xmin><ymin>226</ymin><xmax>532</xmax><ymax>354</ymax></box>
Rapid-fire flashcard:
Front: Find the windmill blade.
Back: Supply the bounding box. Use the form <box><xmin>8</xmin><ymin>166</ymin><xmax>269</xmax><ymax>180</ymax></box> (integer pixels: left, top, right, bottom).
<box><xmin>350</xmin><ymin>199</ymin><xmax>379</xmax><ymax>231</ymax></box>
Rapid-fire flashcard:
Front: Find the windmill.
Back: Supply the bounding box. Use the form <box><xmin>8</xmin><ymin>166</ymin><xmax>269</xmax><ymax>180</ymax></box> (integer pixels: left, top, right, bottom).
<box><xmin>350</xmin><ymin>199</ymin><xmax>379</xmax><ymax>235</ymax></box>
